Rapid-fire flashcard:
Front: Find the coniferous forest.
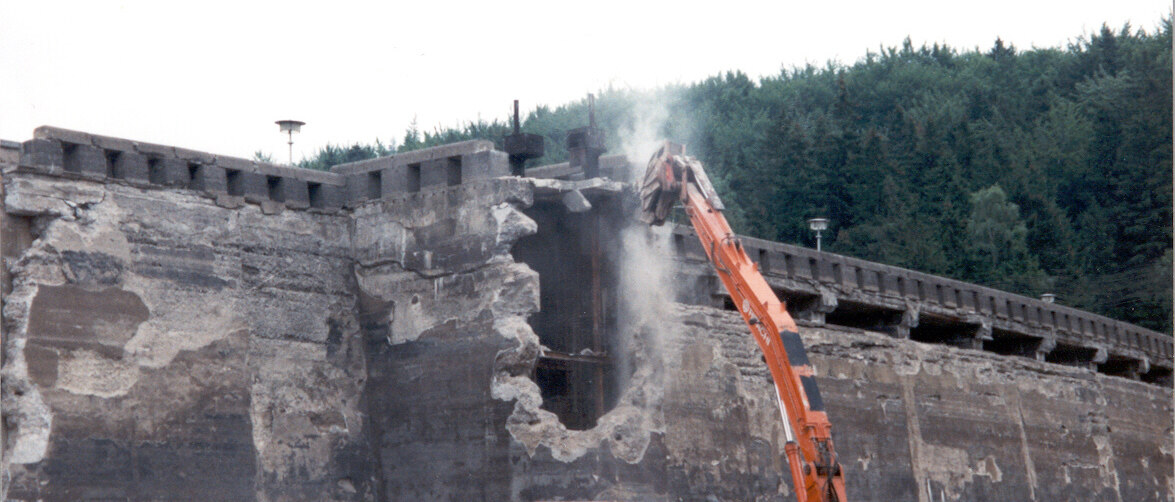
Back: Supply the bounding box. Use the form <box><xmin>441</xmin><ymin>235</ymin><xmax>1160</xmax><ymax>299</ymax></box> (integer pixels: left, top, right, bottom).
<box><xmin>296</xmin><ymin>22</ymin><xmax>1173</xmax><ymax>333</ymax></box>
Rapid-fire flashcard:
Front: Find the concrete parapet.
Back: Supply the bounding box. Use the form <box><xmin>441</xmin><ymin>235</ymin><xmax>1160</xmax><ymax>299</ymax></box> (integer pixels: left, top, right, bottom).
<box><xmin>21</xmin><ymin>126</ymin><xmax>347</xmax><ymax>213</ymax></box>
<box><xmin>331</xmin><ymin>141</ymin><xmax>510</xmax><ymax>206</ymax></box>
<box><xmin>671</xmin><ymin>224</ymin><xmax>1173</xmax><ymax>381</ymax></box>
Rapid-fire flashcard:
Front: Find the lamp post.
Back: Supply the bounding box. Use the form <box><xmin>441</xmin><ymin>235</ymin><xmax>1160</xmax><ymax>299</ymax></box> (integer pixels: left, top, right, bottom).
<box><xmin>807</xmin><ymin>217</ymin><xmax>829</xmax><ymax>252</ymax></box>
<box><xmin>275</xmin><ymin>120</ymin><xmax>305</xmax><ymax>165</ymax></box>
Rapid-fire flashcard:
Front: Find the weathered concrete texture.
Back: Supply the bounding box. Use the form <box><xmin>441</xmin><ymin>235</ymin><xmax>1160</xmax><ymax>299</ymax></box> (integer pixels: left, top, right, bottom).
<box><xmin>351</xmin><ymin>178</ymin><xmax>538</xmax><ymax>500</ymax></box>
<box><xmin>663</xmin><ymin>305</ymin><xmax>1173</xmax><ymax>501</ymax></box>
<box><xmin>2</xmin><ymin>162</ymin><xmax>1171</xmax><ymax>501</ymax></box>
<box><xmin>2</xmin><ymin>174</ymin><xmax>372</xmax><ymax>501</ymax></box>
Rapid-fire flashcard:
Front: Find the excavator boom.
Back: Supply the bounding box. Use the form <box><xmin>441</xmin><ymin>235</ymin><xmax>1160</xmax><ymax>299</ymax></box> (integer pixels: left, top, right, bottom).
<box><xmin>640</xmin><ymin>143</ymin><xmax>847</xmax><ymax>502</ymax></box>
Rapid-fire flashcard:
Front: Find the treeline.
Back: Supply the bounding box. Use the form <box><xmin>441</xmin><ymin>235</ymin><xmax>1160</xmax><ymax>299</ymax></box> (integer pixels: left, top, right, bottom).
<box><xmin>297</xmin><ymin>21</ymin><xmax>1172</xmax><ymax>333</ymax></box>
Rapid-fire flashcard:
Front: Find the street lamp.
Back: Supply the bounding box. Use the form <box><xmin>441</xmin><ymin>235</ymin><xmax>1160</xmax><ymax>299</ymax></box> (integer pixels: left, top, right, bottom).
<box><xmin>1040</xmin><ymin>293</ymin><xmax>1056</xmax><ymax>304</ymax></box>
<box><xmin>807</xmin><ymin>217</ymin><xmax>829</xmax><ymax>252</ymax></box>
<box><xmin>275</xmin><ymin>120</ymin><xmax>305</xmax><ymax>165</ymax></box>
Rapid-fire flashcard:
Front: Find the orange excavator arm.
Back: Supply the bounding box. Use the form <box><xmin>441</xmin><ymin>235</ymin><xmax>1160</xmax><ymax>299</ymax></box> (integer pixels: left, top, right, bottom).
<box><xmin>640</xmin><ymin>143</ymin><xmax>846</xmax><ymax>502</ymax></box>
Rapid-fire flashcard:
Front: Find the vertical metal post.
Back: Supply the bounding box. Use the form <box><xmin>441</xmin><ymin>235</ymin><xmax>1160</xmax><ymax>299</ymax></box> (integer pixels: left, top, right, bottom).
<box><xmin>287</xmin><ymin>131</ymin><xmax>294</xmax><ymax>165</ymax></box>
<box><xmin>513</xmin><ymin>100</ymin><xmax>521</xmax><ymax>134</ymax></box>
<box><xmin>589</xmin><ymin>207</ymin><xmax>605</xmax><ymax>418</ymax></box>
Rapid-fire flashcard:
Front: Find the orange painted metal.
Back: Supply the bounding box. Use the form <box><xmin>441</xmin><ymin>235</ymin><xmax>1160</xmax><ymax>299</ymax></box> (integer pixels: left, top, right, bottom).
<box><xmin>646</xmin><ymin>146</ymin><xmax>847</xmax><ymax>502</ymax></box>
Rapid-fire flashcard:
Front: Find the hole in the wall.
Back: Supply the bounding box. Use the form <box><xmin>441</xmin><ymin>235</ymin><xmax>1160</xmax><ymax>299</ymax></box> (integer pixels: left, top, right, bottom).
<box><xmin>407</xmin><ymin>163</ymin><xmax>422</xmax><ymax>192</ymax></box>
<box><xmin>267</xmin><ymin>176</ymin><xmax>283</xmax><ymax>202</ymax></box>
<box><xmin>225</xmin><ymin>169</ymin><xmax>243</xmax><ymax>196</ymax></box>
<box><xmin>61</xmin><ymin>143</ymin><xmax>80</xmax><ymax>173</ymax></box>
<box><xmin>513</xmin><ymin>199</ymin><xmax>623</xmax><ymax>430</ymax></box>
<box><xmin>1141</xmin><ymin>366</ymin><xmax>1173</xmax><ymax>386</ymax></box>
<box><xmin>104</xmin><ymin>150</ymin><xmax>121</xmax><ymax>178</ymax></box>
<box><xmin>1044</xmin><ymin>343</ymin><xmax>1099</xmax><ymax>367</ymax></box>
<box><xmin>147</xmin><ymin>157</ymin><xmax>165</xmax><ymax>184</ymax></box>
<box><xmin>983</xmin><ymin>329</ymin><xmax>1041</xmax><ymax>358</ymax></box>
<box><xmin>909</xmin><ymin>315</ymin><xmax>980</xmax><ymax>348</ymax></box>
<box><xmin>307</xmin><ymin>182</ymin><xmax>323</xmax><ymax>208</ymax></box>
<box><xmin>367</xmin><ymin>171</ymin><xmax>382</xmax><ymax>200</ymax></box>
<box><xmin>187</xmin><ymin>163</ymin><xmax>202</xmax><ymax>189</ymax></box>
<box><xmin>825</xmin><ymin>301</ymin><xmax>902</xmax><ymax>335</ymax></box>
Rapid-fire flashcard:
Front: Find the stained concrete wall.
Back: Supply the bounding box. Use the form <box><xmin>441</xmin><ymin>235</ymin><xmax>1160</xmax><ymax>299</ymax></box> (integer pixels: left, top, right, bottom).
<box><xmin>2</xmin><ymin>138</ymin><xmax>1171</xmax><ymax>501</ymax></box>
<box><xmin>1</xmin><ymin>174</ymin><xmax>372</xmax><ymax>500</ymax></box>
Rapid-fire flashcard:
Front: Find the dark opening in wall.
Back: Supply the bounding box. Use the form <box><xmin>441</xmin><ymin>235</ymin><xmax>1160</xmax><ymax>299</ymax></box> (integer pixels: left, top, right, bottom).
<box><xmin>446</xmin><ymin>156</ymin><xmax>462</xmax><ymax>186</ymax></box>
<box><xmin>104</xmin><ymin>150</ymin><xmax>121</xmax><ymax>178</ymax></box>
<box><xmin>307</xmin><ymin>182</ymin><xmax>323</xmax><ymax>208</ymax></box>
<box><xmin>225</xmin><ymin>169</ymin><xmax>243</xmax><ymax>196</ymax></box>
<box><xmin>61</xmin><ymin>143</ymin><xmax>80</xmax><ymax>173</ymax></box>
<box><xmin>367</xmin><ymin>171</ymin><xmax>381</xmax><ymax>200</ymax></box>
<box><xmin>825</xmin><ymin>301</ymin><xmax>902</xmax><ymax>335</ymax></box>
<box><xmin>513</xmin><ymin>198</ymin><xmax>623</xmax><ymax>430</ymax></box>
<box><xmin>983</xmin><ymin>329</ymin><xmax>1041</xmax><ymax>358</ymax></box>
<box><xmin>1098</xmin><ymin>355</ymin><xmax>1145</xmax><ymax>379</ymax></box>
<box><xmin>909</xmin><ymin>314</ymin><xmax>981</xmax><ymax>348</ymax></box>
<box><xmin>1044</xmin><ymin>342</ymin><xmax>1099</xmax><ymax>367</ymax></box>
<box><xmin>147</xmin><ymin>157</ymin><xmax>165</xmax><ymax>184</ymax></box>
<box><xmin>407</xmin><ymin>163</ymin><xmax>422</xmax><ymax>192</ymax></box>
<box><xmin>1141</xmin><ymin>366</ymin><xmax>1173</xmax><ymax>386</ymax></box>
<box><xmin>187</xmin><ymin>163</ymin><xmax>201</xmax><ymax>189</ymax></box>
<box><xmin>266</xmin><ymin>176</ymin><xmax>283</xmax><ymax>202</ymax></box>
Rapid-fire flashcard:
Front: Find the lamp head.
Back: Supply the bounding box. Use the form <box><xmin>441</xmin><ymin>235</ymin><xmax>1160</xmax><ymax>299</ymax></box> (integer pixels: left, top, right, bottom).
<box><xmin>276</xmin><ymin>120</ymin><xmax>305</xmax><ymax>134</ymax></box>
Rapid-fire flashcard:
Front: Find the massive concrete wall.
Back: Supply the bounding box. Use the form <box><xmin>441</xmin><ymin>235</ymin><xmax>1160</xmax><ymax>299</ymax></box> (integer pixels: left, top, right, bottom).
<box><xmin>1</xmin><ymin>129</ymin><xmax>1171</xmax><ymax>501</ymax></box>
<box><xmin>1</xmin><ymin>169</ymin><xmax>372</xmax><ymax>500</ymax></box>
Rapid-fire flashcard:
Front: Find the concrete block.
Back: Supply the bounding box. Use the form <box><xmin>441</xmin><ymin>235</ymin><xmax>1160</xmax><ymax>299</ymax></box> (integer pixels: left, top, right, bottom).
<box><xmin>111</xmin><ymin>151</ymin><xmax>150</xmax><ymax>183</ymax></box>
<box><xmin>419</xmin><ymin>159</ymin><xmax>449</xmax><ymax>189</ymax></box>
<box><xmin>174</xmin><ymin>147</ymin><xmax>216</xmax><ymax>165</ymax></box>
<box><xmin>191</xmin><ymin>164</ymin><xmax>228</xmax><ymax>194</ymax></box>
<box><xmin>240</xmin><ymin>172</ymin><xmax>268</xmax><ymax>204</ymax></box>
<box><xmin>382</xmin><ymin>165</ymin><xmax>412</xmax><ymax>196</ymax></box>
<box><xmin>34</xmin><ymin>126</ymin><xmax>92</xmax><ymax>145</ymax></box>
<box><xmin>942</xmin><ymin>286</ymin><xmax>958</xmax><ymax>308</ymax></box>
<box><xmin>958</xmin><ymin>289</ymin><xmax>977</xmax><ymax>311</ymax></box>
<box><xmin>135</xmin><ymin>141</ymin><xmax>175</xmax><ymax>158</ymax></box>
<box><xmin>91</xmin><ymin>135</ymin><xmax>137</xmax><ymax>153</ymax></box>
<box><xmin>880</xmin><ymin>272</ymin><xmax>901</xmax><ymax>296</ymax></box>
<box><xmin>20</xmin><ymin>139</ymin><xmax>64</xmax><ymax>172</ymax></box>
<box><xmin>461</xmin><ymin>150</ymin><xmax>511</xmax><ymax>181</ymax></box>
<box><xmin>216</xmin><ymin>155</ymin><xmax>255</xmax><ymax>173</ymax></box>
<box><xmin>315</xmin><ymin>184</ymin><xmax>344</xmax><ymax>210</ymax></box>
<box><xmin>281</xmin><ymin>178</ymin><xmax>310</xmax><ymax>209</ymax></box>
<box><xmin>63</xmin><ymin>143</ymin><xmax>107</xmax><ymax>178</ymax></box>
<box><xmin>817</xmin><ymin>259</ymin><xmax>836</xmax><ymax>284</ymax></box>
<box><xmin>1011</xmin><ymin>302</ymin><xmax>1027</xmax><ymax>322</ymax></box>
<box><xmin>860</xmin><ymin>268</ymin><xmax>879</xmax><ymax>291</ymax></box>
<box><xmin>343</xmin><ymin>174</ymin><xmax>369</xmax><ymax>207</ymax></box>
<box><xmin>149</xmin><ymin>157</ymin><xmax>189</xmax><ymax>187</ymax></box>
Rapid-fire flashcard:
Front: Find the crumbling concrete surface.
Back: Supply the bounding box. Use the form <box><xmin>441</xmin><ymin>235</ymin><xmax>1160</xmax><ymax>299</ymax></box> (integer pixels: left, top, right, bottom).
<box><xmin>2</xmin><ymin>166</ymin><xmax>1171</xmax><ymax>501</ymax></box>
<box><xmin>2</xmin><ymin>175</ymin><xmax>372</xmax><ymax>500</ymax></box>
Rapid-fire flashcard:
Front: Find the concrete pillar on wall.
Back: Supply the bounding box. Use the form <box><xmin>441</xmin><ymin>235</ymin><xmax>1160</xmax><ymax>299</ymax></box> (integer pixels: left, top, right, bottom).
<box><xmin>1034</xmin><ymin>336</ymin><xmax>1057</xmax><ymax>362</ymax></box>
<box><xmin>795</xmin><ymin>288</ymin><xmax>838</xmax><ymax>325</ymax></box>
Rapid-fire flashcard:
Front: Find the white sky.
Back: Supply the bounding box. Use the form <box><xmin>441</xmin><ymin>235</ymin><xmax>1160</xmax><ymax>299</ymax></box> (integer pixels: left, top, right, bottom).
<box><xmin>1</xmin><ymin>1</ymin><xmax>1169</xmax><ymax>162</ymax></box>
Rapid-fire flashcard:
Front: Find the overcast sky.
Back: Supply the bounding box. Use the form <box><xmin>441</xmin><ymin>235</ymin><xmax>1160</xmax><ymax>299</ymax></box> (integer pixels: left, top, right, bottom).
<box><xmin>2</xmin><ymin>1</ymin><xmax>1169</xmax><ymax>162</ymax></box>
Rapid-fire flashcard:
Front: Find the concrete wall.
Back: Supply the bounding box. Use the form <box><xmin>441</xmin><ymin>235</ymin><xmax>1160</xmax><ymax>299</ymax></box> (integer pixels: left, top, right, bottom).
<box><xmin>2</xmin><ymin>129</ymin><xmax>1171</xmax><ymax>501</ymax></box>
<box><xmin>1</xmin><ymin>172</ymin><xmax>372</xmax><ymax>500</ymax></box>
